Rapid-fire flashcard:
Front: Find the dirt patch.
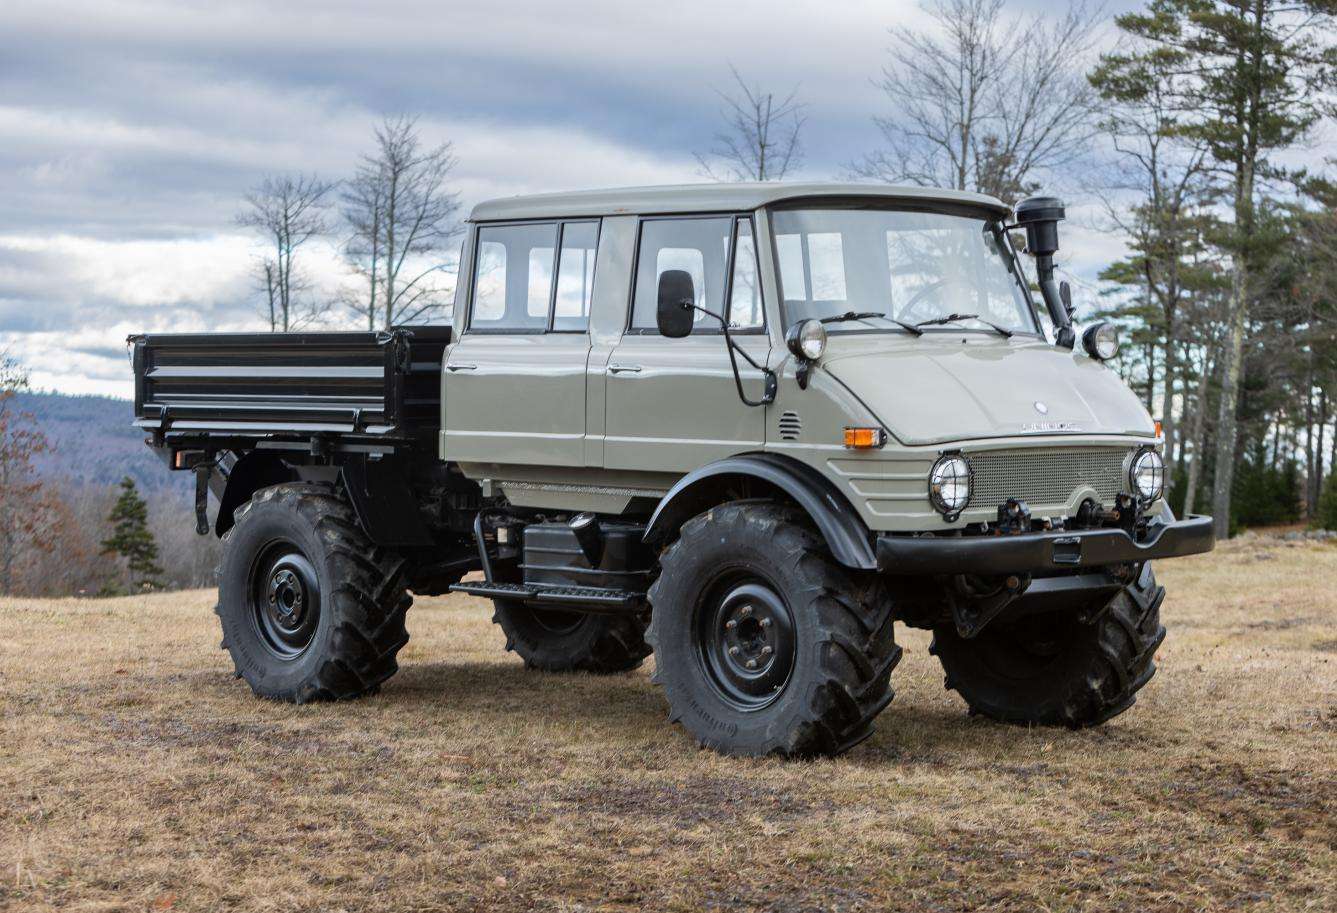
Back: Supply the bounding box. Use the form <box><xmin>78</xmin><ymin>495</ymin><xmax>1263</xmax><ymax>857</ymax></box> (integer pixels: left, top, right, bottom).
<box><xmin>3</xmin><ymin>543</ymin><xmax>1337</xmax><ymax>911</ymax></box>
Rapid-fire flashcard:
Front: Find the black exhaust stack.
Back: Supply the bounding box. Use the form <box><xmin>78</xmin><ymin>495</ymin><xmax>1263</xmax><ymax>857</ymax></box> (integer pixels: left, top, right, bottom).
<box><xmin>1014</xmin><ymin>197</ymin><xmax>1075</xmax><ymax>349</ymax></box>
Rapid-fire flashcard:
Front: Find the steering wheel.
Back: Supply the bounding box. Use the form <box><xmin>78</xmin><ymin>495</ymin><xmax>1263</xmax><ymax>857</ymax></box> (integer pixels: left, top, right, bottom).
<box><xmin>895</xmin><ymin>279</ymin><xmax>949</xmax><ymax>325</ymax></box>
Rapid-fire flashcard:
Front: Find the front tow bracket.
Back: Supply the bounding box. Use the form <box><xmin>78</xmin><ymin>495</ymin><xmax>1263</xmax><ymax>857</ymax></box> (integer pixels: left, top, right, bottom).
<box><xmin>947</xmin><ymin>572</ymin><xmax>1032</xmax><ymax>639</ymax></box>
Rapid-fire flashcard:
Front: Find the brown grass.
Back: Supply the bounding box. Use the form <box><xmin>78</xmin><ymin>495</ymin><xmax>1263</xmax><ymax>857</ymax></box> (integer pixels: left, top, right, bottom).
<box><xmin>2</xmin><ymin>539</ymin><xmax>1335</xmax><ymax>912</ymax></box>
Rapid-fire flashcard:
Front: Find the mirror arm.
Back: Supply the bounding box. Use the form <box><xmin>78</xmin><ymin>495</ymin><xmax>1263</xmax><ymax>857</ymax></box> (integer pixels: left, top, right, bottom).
<box><xmin>683</xmin><ymin>302</ymin><xmax>776</xmax><ymax>407</ymax></box>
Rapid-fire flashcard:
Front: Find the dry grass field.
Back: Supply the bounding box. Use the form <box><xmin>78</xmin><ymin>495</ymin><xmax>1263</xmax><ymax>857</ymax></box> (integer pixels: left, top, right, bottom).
<box><xmin>2</xmin><ymin>537</ymin><xmax>1335</xmax><ymax>913</ymax></box>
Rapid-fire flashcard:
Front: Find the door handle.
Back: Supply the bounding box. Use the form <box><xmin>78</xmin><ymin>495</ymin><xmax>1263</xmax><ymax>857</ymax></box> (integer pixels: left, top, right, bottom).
<box><xmin>447</xmin><ymin>363</ymin><xmax>477</xmax><ymax>372</ymax></box>
<box><xmin>608</xmin><ymin>363</ymin><xmax>642</xmax><ymax>374</ymax></box>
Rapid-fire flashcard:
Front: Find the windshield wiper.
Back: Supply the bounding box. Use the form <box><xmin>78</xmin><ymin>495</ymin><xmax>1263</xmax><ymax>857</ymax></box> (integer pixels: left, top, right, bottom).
<box><xmin>913</xmin><ymin>312</ymin><xmax>1013</xmax><ymax>338</ymax></box>
<box><xmin>820</xmin><ymin>311</ymin><xmax>923</xmax><ymax>336</ymax></box>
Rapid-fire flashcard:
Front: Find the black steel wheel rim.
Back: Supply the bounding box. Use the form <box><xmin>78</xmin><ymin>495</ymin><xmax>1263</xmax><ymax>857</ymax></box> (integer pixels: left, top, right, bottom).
<box><xmin>695</xmin><ymin>576</ymin><xmax>796</xmax><ymax>711</ymax></box>
<box><xmin>250</xmin><ymin>541</ymin><xmax>321</xmax><ymax>660</ymax></box>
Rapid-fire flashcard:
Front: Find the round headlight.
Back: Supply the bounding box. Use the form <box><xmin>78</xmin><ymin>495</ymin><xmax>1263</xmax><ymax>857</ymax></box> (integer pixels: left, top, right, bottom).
<box><xmin>929</xmin><ymin>454</ymin><xmax>972</xmax><ymax>519</ymax></box>
<box><xmin>786</xmin><ymin>319</ymin><xmax>827</xmax><ymax>361</ymax></box>
<box><xmin>1082</xmin><ymin>321</ymin><xmax>1120</xmax><ymax>361</ymax></box>
<box><xmin>1130</xmin><ymin>448</ymin><xmax>1165</xmax><ymax>501</ymax></box>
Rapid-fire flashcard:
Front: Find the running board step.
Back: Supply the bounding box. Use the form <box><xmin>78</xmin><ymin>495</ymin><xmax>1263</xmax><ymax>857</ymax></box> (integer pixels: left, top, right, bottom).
<box><xmin>450</xmin><ymin>580</ymin><xmax>646</xmax><ymax>612</ymax></box>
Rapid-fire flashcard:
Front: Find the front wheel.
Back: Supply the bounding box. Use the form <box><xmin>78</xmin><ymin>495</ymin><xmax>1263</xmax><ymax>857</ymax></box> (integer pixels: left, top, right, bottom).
<box><xmin>931</xmin><ymin>563</ymin><xmax>1166</xmax><ymax>727</ymax></box>
<box><xmin>646</xmin><ymin>502</ymin><xmax>901</xmax><ymax>758</ymax></box>
<box><xmin>215</xmin><ymin>483</ymin><xmax>412</xmax><ymax>703</ymax></box>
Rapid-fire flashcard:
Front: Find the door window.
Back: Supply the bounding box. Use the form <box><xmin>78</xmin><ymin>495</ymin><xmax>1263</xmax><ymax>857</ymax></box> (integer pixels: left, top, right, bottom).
<box><xmin>471</xmin><ymin>222</ymin><xmax>557</xmax><ymax>332</ymax></box>
<box><xmin>630</xmin><ymin>217</ymin><xmax>733</xmax><ymax>332</ymax></box>
<box><xmin>469</xmin><ymin>220</ymin><xmax>600</xmax><ymax>333</ymax></box>
<box><xmin>553</xmin><ymin>221</ymin><xmax>598</xmax><ymax>331</ymax></box>
<box><xmin>728</xmin><ymin>219</ymin><xmax>764</xmax><ymax>330</ymax></box>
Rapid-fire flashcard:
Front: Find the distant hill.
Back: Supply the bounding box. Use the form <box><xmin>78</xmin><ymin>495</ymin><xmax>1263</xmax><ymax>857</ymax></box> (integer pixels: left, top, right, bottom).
<box><xmin>14</xmin><ymin>391</ymin><xmax>190</xmax><ymax>497</ymax></box>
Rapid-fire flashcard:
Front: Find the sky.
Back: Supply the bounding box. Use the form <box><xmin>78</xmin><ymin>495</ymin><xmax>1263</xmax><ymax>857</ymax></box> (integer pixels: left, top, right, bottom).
<box><xmin>0</xmin><ymin>0</ymin><xmax>1192</xmax><ymax>397</ymax></box>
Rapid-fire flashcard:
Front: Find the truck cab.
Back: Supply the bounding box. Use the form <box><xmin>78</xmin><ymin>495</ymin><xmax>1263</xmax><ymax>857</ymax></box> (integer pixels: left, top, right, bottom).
<box><xmin>132</xmin><ymin>182</ymin><xmax>1213</xmax><ymax>758</ymax></box>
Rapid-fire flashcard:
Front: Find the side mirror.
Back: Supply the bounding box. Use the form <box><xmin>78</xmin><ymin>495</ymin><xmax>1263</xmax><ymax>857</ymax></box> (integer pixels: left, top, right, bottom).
<box><xmin>656</xmin><ymin>270</ymin><xmax>696</xmax><ymax>338</ymax></box>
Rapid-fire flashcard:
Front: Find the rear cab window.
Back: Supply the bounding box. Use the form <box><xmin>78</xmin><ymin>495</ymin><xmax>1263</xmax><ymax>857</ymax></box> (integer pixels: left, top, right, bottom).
<box><xmin>468</xmin><ymin>220</ymin><xmax>600</xmax><ymax>333</ymax></box>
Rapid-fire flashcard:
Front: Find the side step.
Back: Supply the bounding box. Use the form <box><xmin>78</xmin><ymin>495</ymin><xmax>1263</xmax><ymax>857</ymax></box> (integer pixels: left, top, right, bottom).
<box><xmin>449</xmin><ymin>580</ymin><xmax>646</xmax><ymax>613</ymax></box>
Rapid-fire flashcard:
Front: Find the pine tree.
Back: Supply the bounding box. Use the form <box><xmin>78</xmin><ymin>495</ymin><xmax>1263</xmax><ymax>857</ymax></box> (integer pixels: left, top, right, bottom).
<box><xmin>101</xmin><ymin>477</ymin><xmax>164</xmax><ymax>592</ymax></box>
<box><xmin>1092</xmin><ymin>0</ymin><xmax>1337</xmax><ymax>539</ymax></box>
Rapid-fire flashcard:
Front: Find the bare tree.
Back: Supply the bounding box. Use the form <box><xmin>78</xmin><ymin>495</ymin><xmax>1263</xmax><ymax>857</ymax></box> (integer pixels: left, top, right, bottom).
<box><xmin>696</xmin><ymin>65</ymin><xmax>806</xmax><ymax>182</ymax></box>
<box><xmin>238</xmin><ymin>174</ymin><xmax>335</xmax><ymax>331</ymax></box>
<box><xmin>851</xmin><ymin>0</ymin><xmax>1103</xmax><ymax>201</ymax></box>
<box><xmin>0</xmin><ymin>353</ymin><xmax>50</xmax><ymax>593</ymax></box>
<box><xmin>342</xmin><ymin>116</ymin><xmax>461</xmax><ymax>329</ymax></box>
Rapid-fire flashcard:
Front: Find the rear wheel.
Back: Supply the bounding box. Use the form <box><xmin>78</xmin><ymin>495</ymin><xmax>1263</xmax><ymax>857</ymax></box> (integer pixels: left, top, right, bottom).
<box><xmin>931</xmin><ymin>563</ymin><xmax>1166</xmax><ymax>727</ymax></box>
<box><xmin>491</xmin><ymin>600</ymin><xmax>650</xmax><ymax>673</ymax></box>
<box><xmin>215</xmin><ymin>483</ymin><xmax>412</xmax><ymax>702</ymax></box>
<box><xmin>646</xmin><ymin>502</ymin><xmax>901</xmax><ymax>758</ymax></box>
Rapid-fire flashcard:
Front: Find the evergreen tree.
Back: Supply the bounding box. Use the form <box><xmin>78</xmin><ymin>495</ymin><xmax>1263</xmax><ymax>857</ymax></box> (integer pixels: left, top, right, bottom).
<box><xmin>1316</xmin><ymin>473</ymin><xmax>1337</xmax><ymax>530</ymax></box>
<box><xmin>1093</xmin><ymin>0</ymin><xmax>1337</xmax><ymax>538</ymax></box>
<box><xmin>101</xmin><ymin>477</ymin><xmax>163</xmax><ymax>592</ymax></box>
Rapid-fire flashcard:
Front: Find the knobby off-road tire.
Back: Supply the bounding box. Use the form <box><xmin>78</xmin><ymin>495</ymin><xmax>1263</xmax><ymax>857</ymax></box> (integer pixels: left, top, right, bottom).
<box><xmin>646</xmin><ymin>502</ymin><xmax>902</xmax><ymax>758</ymax></box>
<box><xmin>931</xmin><ymin>562</ymin><xmax>1166</xmax><ymax>727</ymax></box>
<box><xmin>491</xmin><ymin>600</ymin><xmax>650</xmax><ymax>673</ymax></box>
<box><xmin>215</xmin><ymin>483</ymin><xmax>412</xmax><ymax>702</ymax></box>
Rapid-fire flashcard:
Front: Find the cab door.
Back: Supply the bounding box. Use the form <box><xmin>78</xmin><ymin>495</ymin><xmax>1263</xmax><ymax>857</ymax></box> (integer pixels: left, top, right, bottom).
<box><xmin>603</xmin><ymin>215</ymin><xmax>770</xmax><ymax>474</ymax></box>
<box><xmin>443</xmin><ymin>220</ymin><xmax>599</xmax><ymax>467</ymax></box>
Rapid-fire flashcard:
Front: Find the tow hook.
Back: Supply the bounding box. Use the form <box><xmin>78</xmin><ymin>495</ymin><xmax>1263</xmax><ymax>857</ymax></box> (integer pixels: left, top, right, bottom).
<box><xmin>996</xmin><ymin>499</ymin><xmax>1032</xmax><ymax>534</ymax></box>
<box><xmin>948</xmin><ymin>572</ymin><xmax>1033</xmax><ymax>639</ymax></box>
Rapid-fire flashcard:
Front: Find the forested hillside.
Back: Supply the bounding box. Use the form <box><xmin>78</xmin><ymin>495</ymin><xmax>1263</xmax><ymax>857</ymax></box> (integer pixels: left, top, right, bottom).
<box><xmin>13</xmin><ymin>392</ymin><xmax>188</xmax><ymax>496</ymax></box>
<box><xmin>2</xmin><ymin>389</ymin><xmax>217</xmax><ymax>596</ymax></box>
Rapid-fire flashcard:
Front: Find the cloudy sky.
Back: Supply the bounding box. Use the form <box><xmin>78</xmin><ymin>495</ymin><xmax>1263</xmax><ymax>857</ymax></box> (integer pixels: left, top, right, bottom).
<box><xmin>0</xmin><ymin>0</ymin><xmax>1155</xmax><ymax>397</ymax></box>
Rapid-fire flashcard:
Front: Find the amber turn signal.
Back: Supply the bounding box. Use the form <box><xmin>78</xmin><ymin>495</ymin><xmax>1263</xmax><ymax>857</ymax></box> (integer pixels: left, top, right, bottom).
<box><xmin>1154</xmin><ymin>419</ymin><xmax>1163</xmax><ymax>439</ymax></box>
<box><xmin>843</xmin><ymin>427</ymin><xmax>886</xmax><ymax>449</ymax></box>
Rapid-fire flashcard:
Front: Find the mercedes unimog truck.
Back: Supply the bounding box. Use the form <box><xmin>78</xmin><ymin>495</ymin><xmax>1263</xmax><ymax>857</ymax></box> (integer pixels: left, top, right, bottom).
<box><xmin>130</xmin><ymin>183</ymin><xmax>1214</xmax><ymax>757</ymax></box>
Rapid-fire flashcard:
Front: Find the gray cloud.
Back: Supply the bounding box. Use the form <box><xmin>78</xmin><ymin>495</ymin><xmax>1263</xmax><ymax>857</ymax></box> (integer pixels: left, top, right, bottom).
<box><xmin>0</xmin><ymin>0</ymin><xmax>1211</xmax><ymax>395</ymax></box>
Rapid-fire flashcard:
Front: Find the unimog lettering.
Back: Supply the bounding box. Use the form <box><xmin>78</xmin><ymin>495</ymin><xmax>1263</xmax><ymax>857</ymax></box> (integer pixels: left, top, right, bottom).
<box><xmin>130</xmin><ymin>182</ymin><xmax>1214</xmax><ymax>758</ymax></box>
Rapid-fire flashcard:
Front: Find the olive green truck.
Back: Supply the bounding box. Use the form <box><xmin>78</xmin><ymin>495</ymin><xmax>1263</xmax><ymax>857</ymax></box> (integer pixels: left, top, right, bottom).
<box><xmin>130</xmin><ymin>183</ymin><xmax>1214</xmax><ymax>757</ymax></box>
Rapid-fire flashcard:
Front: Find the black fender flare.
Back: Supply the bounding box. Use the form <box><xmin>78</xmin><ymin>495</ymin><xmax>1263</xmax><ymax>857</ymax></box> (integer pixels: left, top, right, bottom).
<box><xmin>642</xmin><ymin>452</ymin><xmax>877</xmax><ymax>570</ymax></box>
<box><xmin>215</xmin><ymin>452</ymin><xmax>296</xmax><ymax>537</ymax></box>
<box><xmin>215</xmin><ymin>452</ymin><xmax>432</xmax><ymax>547</ymax></box>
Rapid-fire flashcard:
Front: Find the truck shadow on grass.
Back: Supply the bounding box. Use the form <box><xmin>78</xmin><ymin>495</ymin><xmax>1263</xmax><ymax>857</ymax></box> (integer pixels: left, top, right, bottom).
<box><xmin>123</xmin><ymin>658</ymin><xmax>1169</xmax><ymax>768</ymax></box>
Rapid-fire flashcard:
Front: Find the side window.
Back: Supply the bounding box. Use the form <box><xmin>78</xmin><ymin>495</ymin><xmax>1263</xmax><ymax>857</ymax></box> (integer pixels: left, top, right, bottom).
<box><xmin>553</xmin><ymin>221</ymin><xmax>599</xmax><ymax>331</ymax></box>
<box><xmin>469</xmin><ymin>222</ymin><xmax>557</xmax><ymax>332</ymax></box>
<box><xmin>631</xmin><ymin>217</ymin><xmax>733</xmax><ymax>331</ymax></box>
<box><xmin>728</xmin><ymin>219</ymin><xmax>763</xmax><ymax>330</ymax></box>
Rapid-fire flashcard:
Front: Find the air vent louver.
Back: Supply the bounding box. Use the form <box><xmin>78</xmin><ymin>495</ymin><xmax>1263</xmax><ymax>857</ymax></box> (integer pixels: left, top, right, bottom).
<box><xmin>778</xmin><ymin>411</ymin><xmax>802</xmax><ymax>440</ymax></box>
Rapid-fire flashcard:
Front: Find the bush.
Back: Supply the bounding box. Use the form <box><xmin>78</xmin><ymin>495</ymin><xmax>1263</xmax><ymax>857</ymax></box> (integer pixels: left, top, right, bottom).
<box><xmin>1230</xmin><ymin>458</ymin><xmax>1301</xmax><ymax>534</ymax></box>
<box><xmin>1316</xmin><ymin>474</ymin><xmax>1337</xmax><ymax>531</ymax></box>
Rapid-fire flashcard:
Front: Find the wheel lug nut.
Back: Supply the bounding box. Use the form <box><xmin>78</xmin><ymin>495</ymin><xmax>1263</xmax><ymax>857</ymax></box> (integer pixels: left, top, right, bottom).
<box><xmin>760</xmin><ymin>618</ymin><xmax>772</xmax><ymax>628</ymax></box>
<box><xmin>725</xmin><ymin>619</ymin><xmax>737</xmax><ymax>630</ymax></box>
<box><xmin>745</xmin><ymin>659</ymin><xmax>758</xmax><ymax>669</ymax></box>
<box><xmin>739</xmin><ymin>605</ymin><xmax>752</xmax><ymax>617</ymax></box>
<box><xmin>729</xmin><ymin>646</ymin><xmax>741</xmax><ymax>656</ymax></box>
<box><xmin>761</xmin><ymin>645</ymin><xmax>773</xmax><ymax>656</ymax></box>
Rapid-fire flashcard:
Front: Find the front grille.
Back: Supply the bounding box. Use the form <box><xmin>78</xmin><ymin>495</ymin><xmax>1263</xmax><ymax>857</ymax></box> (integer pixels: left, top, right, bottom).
<box><xmin>969</xmin><ymin>447</ymin><xmax>1130</xmax><ymax>509</ymax></box>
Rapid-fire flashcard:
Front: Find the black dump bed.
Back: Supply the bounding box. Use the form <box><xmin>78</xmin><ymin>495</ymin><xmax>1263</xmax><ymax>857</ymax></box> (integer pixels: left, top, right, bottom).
<box><xmin>130</xmin><ymin>326</ymin><xmax>451</xmax><ymax>444</ymax></box>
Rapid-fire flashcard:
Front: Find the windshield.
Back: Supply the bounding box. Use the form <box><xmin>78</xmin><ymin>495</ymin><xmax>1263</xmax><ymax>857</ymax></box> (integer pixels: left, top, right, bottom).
<box><xmin>770</xmin><ymin>207</ymin><xmax>1039</xmax><ymax>334</ymax></box>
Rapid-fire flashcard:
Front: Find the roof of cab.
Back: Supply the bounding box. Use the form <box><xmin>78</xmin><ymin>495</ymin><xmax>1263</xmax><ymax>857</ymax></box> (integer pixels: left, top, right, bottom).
<box><xmin>468</xmin><ymin>182</ymin><xmax>1010</xmax><ymax>222</ymax></box>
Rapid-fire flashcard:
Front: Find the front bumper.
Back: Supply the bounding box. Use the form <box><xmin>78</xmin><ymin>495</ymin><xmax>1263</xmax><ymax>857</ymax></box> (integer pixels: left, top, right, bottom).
<box><xmin>876</xmin><ymin>514</ymin><xmax>1215</xmax><ymax>576</ymax></box>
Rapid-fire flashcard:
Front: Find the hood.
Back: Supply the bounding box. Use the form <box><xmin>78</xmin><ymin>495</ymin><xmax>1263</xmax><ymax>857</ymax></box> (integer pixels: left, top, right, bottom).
<box><xmin>821</xmin><ymin>334</ymin><xmax>1154</xmax><ymax>446</ymax></box>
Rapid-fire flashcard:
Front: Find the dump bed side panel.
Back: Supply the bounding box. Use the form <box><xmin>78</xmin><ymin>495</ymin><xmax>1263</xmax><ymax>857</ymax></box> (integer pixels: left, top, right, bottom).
<box><xmin>131</xmin><ymin>327</ymin><xmax>450</xmax><ymax>440</ymax></box>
